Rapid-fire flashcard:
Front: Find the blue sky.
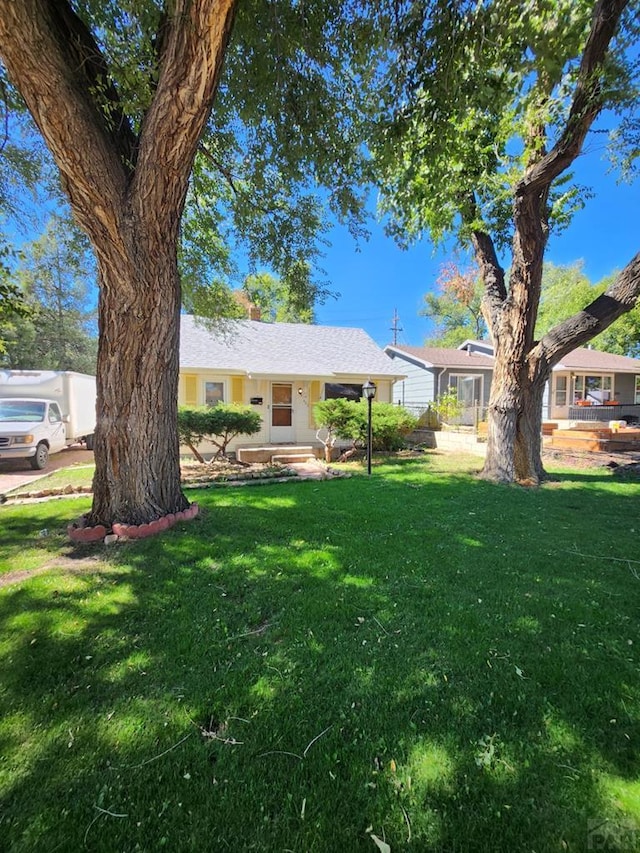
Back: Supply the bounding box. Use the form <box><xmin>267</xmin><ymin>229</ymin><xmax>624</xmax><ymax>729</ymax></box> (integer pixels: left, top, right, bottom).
<box><xmin>315</xmin><ymin>146</ymin><xmax>639</xmax><ymax>348</ymax></box>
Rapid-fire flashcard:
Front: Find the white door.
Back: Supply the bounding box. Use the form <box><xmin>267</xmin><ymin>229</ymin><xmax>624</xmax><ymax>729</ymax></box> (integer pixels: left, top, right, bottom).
<box><xmin>47</xmin><ymin>402</ymin><xmax>67</xmax><ymax>452</ymax></box>
<box><xmin>270</xmin><ymin>383</ymin><xmax>295</xmax><ymax>443</ymax></box>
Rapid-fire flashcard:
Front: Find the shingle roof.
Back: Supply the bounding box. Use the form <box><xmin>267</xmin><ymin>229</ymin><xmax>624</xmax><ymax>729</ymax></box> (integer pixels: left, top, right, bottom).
<box><xmin>387</xmin><ymin>343</ymin><xmax>640</xmax><ymax>374</ymax></box>
<box><xmin>553</xmin><ymin>348</ymin><xmax>640</xmax><ymax>373</ymax></box>
<box><xmin>180</xmin><ymin>316</ymin><xmax>403</xmax><ymax>378</ymax></box>
<box><xmin>385</xmin><ymin>344</ymin><xmax>495</xmax><ymax>370</ymax></box>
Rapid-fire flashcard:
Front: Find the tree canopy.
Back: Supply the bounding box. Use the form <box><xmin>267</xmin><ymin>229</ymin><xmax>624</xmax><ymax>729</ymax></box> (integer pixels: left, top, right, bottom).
<box><xmin>421</xmin><ymin>262</ymin><xmax>487</xmax><ymax>346</ymax></box>
<box><xmin>372</xmin><ymin>0</ymin><xmax>640</xmax><ymax>483</ymax></box>
<box><xmin>0</xmin><ymin>215</ymin><xmax>98</xmax><ymax>371</ymax></box>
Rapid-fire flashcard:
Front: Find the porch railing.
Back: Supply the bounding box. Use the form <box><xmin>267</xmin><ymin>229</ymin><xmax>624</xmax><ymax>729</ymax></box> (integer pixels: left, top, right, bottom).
<box><xmin>568</xmin><ymin>403</ymin><xmax>640</xmax><ymax>424</ymax></box>
<box><xmin>398</xmin><ymin>401</ymin><xmax>560</xmax><ymax>432</ymax></box>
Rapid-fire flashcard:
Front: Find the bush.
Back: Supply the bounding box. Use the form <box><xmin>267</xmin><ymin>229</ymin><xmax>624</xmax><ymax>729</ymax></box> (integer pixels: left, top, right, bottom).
<box><xmin>178</xmin><ymin>404</ymin><xmax>262</xmax><ymax>461</ymax></box>
<box><xmin>314</xmin><ymin>399</ymin><xmax>418</xmax><ymax>456</ymax></box>
<box><xmin>370</xmin><ymin>403</ymin><xmax>418</xmax><ymax>451</ymax></box>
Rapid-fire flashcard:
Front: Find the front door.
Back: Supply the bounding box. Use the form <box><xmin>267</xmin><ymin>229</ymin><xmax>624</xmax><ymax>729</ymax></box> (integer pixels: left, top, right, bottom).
<box><xmin>270</xmin><ymin>383</ymin><xmax>295</xmax><ymax>443</ymax></box>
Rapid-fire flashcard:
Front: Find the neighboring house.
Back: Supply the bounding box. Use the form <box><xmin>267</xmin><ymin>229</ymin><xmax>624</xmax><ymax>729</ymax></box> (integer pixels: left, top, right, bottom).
<box><xmin>384</xmin><ymin>340</ymin><xmax>494</xmax><ymax>424</ymax></box>
<box><xmin>385</xmin><ymin>339</ymin><xmax>640</xmax><ymax>424</ymax></box>
<box><xmin>547</xmin><ymin>347</ymin><xmax>640</xmax><ymax>420</ymax></box>
<box><xmin>179</xmin><ymin>315</ymin><xmax>405</xmax><ymax>454</ymax></box>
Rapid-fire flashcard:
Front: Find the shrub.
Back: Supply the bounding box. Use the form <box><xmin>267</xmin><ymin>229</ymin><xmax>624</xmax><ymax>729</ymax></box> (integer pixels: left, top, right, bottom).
<box><xmin>178</xmin><ymin>404</ymin><xmax>262</xmax><ymax>461</ymax></box>
<box><xmin>314</xmin><ymin>399</ymin><xmax>418</xmax><ymax>457</ymax></box>
<box><xmin>371</xmin><ymin>403</ymin><xmax>418</xmax><ymax>451</ymax></box>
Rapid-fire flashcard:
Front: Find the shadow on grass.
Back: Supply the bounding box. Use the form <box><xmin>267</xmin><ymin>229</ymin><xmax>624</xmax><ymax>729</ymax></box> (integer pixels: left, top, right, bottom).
<box><xmin>1</xmin><ymin>463</ymin><xmax>640</xmax><ymax>851</ymax></box>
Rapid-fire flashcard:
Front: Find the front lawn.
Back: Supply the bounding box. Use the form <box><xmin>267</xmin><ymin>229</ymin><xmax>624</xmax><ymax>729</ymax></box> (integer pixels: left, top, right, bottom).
<box><xmin>1</xmin><ymin>454</ymin><xmax>639</xmax><ymax>852</ymax></box>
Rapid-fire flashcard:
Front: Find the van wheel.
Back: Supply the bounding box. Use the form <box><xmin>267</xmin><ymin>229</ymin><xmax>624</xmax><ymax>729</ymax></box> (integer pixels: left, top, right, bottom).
<box><xmin>85</xmin><ymin>434</ymin><xmax>94</xmax><ymax>451</ymax></box>
<box><xmin>30</xmin><ymin>442</ymin><xmax>49</xmax><ymax>470</ymax></box>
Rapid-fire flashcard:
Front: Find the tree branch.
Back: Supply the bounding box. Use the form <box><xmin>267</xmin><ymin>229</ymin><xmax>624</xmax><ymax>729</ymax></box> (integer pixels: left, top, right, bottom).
<box><xmin>518</xmin><ymin>0</ymin><xmax>629</xmax><ymax>199</ymax></box>
<box><xmin>470</xmin><ymin>225</ymin><xmax>507</xmax><ymax>335</ymax></box>
<box><xmin>0</xmin><ymin>0</ymin><xmax>131</xmax><ymax>245</ymax></box>
<box><xmin>133</xmin><ymin>0</ymin><xmax>238</xmax><ymax>234</ymax></box>
<box><xmin>533</xmin><ymin>251</ymin><xmax>640</xmax><ymax>369</ymax></box>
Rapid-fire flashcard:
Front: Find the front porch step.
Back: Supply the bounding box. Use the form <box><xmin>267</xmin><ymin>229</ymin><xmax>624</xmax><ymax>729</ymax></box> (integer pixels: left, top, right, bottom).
<box><xmin>236</xmin><ymin>445</ymin><xmax>320</xmax><ymax>464</ymax></box>
<box><xmin>271</xmin><ymin>453</ymin><xmax>317</xmax><ymax>465</ymax></box>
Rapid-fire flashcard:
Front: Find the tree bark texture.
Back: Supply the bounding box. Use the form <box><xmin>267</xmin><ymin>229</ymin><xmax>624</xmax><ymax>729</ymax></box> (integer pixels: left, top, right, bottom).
<box><xmin>0</xmin><ymin>0</ymin><xmax>238</xmax><ymax>525</ymax></box>
<box><xmin>91</xmin><ymin>220</ymin><xmax>188</xmax><ymax>526</ymax></box>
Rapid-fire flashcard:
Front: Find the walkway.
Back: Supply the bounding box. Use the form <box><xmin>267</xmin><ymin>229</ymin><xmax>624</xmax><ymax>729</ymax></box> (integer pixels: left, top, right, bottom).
<box><xmin>0</xmin><ymin>447</ymin><xmax>93</xmax><ymax>497</ymax></box>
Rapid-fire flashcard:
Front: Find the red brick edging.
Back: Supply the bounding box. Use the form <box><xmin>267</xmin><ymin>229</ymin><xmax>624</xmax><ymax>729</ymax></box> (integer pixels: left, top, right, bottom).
<box><xmin>67</xmin><ymin>502</ymin><xmax>199</xmax><ymax>544</ymax></box>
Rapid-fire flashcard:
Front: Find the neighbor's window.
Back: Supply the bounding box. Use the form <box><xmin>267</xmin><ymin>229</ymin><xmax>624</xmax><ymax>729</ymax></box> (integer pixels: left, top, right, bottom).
<box><xmin>324</xmin><ymin>382</ymin><xmax>363</xmax><ymax>401</ymax></box>
<box><xmin>449</xmin><ymin>374</ymin><xmax>482</xmax><ymax>406</ymax></box>
<box><xmin>635</xmin><ymin>376</ymin><xmax>640</xmax><ymax>404</ymax></box>
<box><xmin>554</xmin><ymin>375</ymin><xmax>567</xmax><ymax>407</ymax></box>
<box><xmin>204</xmin><ymin>381</ymin><xmax>224</xmax><ymax>406</ymax></box>
<box><xmin>573</xmin><ymin>374</ymin><xmax>613</xmax><ymax>404</ymax></box>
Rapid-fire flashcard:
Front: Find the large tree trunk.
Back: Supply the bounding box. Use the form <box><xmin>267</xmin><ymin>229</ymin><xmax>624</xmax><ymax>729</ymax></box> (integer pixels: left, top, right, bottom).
<box><xmin>90</xmin><ymin>236</ymin><xmax>189</xmax><ymax>526</ymax></box>
<box><xmin>513</xmin><ymin>379</ymin><xmax>547</xmax><ymax>483</ymax></box>
<box><xmin>481</xmin><ymin>344</ymin><xmax>548</xmax><ymax>485</ymax></box>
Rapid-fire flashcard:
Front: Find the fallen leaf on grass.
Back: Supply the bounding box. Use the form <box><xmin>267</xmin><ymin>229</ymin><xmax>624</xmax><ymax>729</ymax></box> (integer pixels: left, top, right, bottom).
<box><xmin>370</xmin><ymin>834</ymin><xmax>391</xmax><ymax>853</ymax></box>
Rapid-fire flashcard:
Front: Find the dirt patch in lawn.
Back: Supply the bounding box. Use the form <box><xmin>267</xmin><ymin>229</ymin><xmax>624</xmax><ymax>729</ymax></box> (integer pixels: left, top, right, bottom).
<box><xmin>542</xmin><ymin>448</ymin><xmax>640</xmax><ymax>470</ymax></box>
<box><xmin>0</xmin><ymin>555</ymin><xmax>107</xmax><ymax>589</ymax></box>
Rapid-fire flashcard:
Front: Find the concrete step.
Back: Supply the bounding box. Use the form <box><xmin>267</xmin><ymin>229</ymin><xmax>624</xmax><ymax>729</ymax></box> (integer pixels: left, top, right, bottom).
<box><xmin>236</xmin><ymin>445</ymin><xmax>318</xmax><ymax>464</ymax></box>
<box><xmin>271</xmin><ymin>453</ymin><xmax>317</xmax><ymax>465</ymax></box>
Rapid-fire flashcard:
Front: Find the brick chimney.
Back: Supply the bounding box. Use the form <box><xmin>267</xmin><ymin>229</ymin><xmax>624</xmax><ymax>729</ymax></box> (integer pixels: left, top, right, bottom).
<box><xmin>233</xmin><ymin>290</ymin><xmax>261</xmax><ymax>321</ymax></box>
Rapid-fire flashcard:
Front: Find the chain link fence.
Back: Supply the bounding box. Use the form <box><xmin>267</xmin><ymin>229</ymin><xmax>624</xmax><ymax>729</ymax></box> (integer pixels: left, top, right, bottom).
<box><xmin>399</xmin><ymin>402</ymin><xmax>489</xmax><ymax>431</ymax></box>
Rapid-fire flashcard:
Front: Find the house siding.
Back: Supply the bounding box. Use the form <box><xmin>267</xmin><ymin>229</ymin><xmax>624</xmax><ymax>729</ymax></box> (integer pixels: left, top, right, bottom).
<box><xmin>615</xmin><ymin>373</ymin><xmax>637</xmax><ymax>402</ymax></box>
<box><xmin>389</xmin><ymin>356</ymin><xmax>436</xmax><ymax>406</ymax></box>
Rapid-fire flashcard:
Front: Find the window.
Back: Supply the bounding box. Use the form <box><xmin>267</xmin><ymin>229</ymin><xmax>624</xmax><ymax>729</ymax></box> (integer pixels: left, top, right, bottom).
<box><xmin>324</xmin><ymin>382</ymin><xmax>363</xmax><ymax>401</ymax></box>
<box><xmin>0</xmin><ymin>400</ymin><xmax>45</xmax><ymax>422</ymax></box>
<box><xmin>635</xmin><ymin>376</ymin><xmax>640</xmax><ymax>404</ymax></box>
<box><xmin>573</xmin><ymin>374</ymin><xmax>613</xmax><ymax>404</ymax></box>
<box><xmin>204</xmin><ymin>381</ymin><xmax>224</xmax><ymax>406</ymax></box>
<box><xmin>48</xmin><ymin>403</ymin><xmax>62</xmax><ymax>423</ymax></box>
<box><xmin>554</xmin><ymin>375</ymin><xmax>567</xmax><ymax>407</ymax></box>
<box><xmin>449</xmin><ymin>374</ymin><xmax>482</xmax><ymax>406</ymax></box>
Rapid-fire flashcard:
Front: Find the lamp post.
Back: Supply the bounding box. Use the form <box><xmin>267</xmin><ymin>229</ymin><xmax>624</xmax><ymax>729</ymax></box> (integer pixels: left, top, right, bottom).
<box><xmin>362</xmin><ymin>379</ymin><xmax>377</xmax><ymax>475</ymax></box>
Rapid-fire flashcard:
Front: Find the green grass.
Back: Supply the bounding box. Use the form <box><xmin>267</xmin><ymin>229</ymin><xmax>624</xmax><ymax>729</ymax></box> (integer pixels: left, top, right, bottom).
<box><xmin>1</xmin><ymin>453</ymin><xmax>640</xmax><ymax>852</ymax></box>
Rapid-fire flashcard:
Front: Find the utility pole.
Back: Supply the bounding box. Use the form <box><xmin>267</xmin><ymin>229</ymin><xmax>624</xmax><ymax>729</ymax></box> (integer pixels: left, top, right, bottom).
<box><xmin>390</xmin><ymin>308</ymin><xmax>403</xmax><ymax>345</ymax></box>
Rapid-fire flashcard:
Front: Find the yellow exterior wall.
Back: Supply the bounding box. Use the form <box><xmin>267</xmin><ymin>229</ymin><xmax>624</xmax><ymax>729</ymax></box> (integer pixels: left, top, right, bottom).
<box><xmin>308</xmin><ymin>380</ymin><xmax>321</xmax><ymax>427</ymax></box>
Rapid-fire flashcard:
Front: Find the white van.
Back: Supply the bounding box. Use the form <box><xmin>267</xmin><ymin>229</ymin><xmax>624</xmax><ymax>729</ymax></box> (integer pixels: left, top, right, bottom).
<box><xmin>0</xmin><ymin>371</ymin><xmax>96</xmax><ymax>470</ymax></box>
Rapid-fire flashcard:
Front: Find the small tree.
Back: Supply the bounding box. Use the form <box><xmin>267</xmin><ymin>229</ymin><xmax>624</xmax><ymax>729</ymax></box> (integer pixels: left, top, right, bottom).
<box><xmin>421</xmin><ymin>262</ymin><xmax>487</xmax><ymax>346</ymax></box>
<box><xmin>313</xmin><ymin>398</ymin><xmax>360</xmax><ymax>461</ymax></box>
<box><xmin>178</xmin><ymin>404</ymin><xmax>261</xmax><ymax>462</ymax></box>
<box><xmin>431</xmin><ymin>388</ymin><xmax>464</xmax><ymax>426</ymax></box>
